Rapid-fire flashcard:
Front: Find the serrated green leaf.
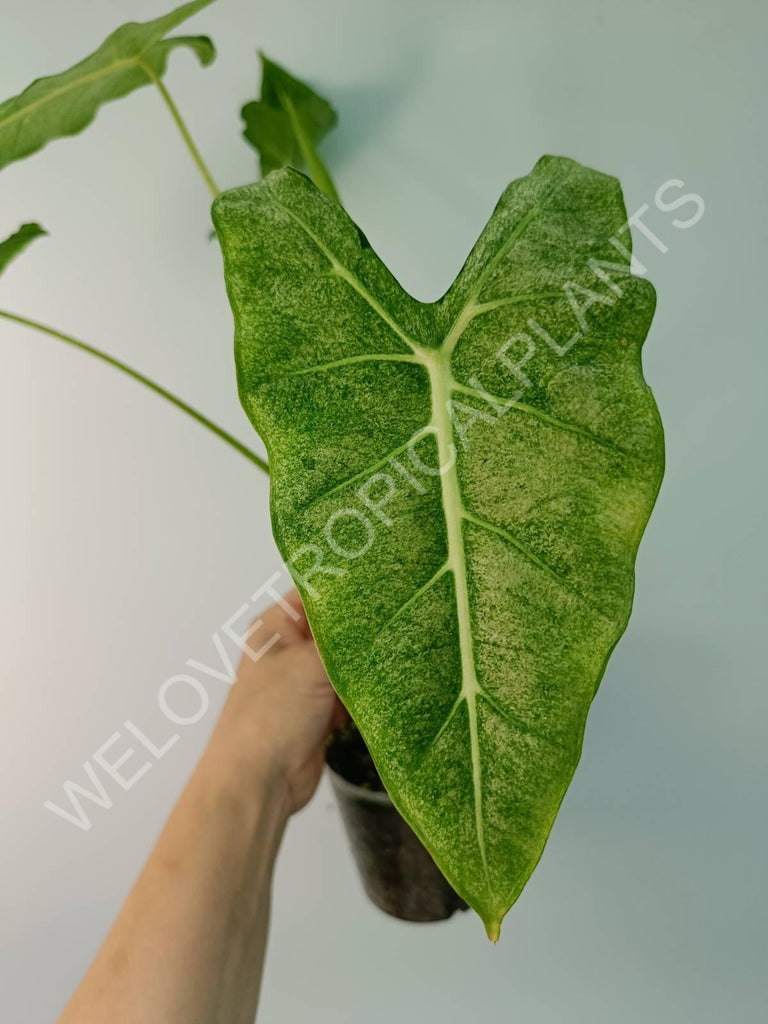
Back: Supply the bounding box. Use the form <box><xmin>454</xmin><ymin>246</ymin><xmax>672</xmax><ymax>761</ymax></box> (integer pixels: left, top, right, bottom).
<box><xmin>212</xmin><ymin>157</ymin><xmax>664</xmax><ymax>938</ymax></box>
<box><xmin>0</xmin><ymin>222</ymin><xmax>46</xmax><ymax>276</ymax></box>
<box><xmin>0</xmin><ymin>0</ymin><xmax>216</xmax><ymax>172</ymax></box>
<box><xmin>241</xmin><ymin>53</ymin><xmax>338</xmax><ymax>198</ymax></box>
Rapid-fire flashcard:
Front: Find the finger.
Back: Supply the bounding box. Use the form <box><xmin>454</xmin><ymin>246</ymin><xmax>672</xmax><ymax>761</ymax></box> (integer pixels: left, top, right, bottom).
<box><xmin>282</xmin><ymin>588</ymin><xmax>313</xmax><ymax>639</ymax></box>
<box><xmin>254</xmin><ymin>588</ymin><xmax>309</xmax><ymax>644</ymax></box>
<box><xmin>279</xmin><ymin>634</ymin><xmax>329</xmax><ymax>680</ymax></box>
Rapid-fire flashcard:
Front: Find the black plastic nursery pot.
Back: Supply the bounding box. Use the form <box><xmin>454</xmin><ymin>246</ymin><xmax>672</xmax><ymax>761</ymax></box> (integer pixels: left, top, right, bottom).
<box><xmin>325</xmin><ymin>724</ymin><xmax>468</xmax><ymax>923</ymax></box>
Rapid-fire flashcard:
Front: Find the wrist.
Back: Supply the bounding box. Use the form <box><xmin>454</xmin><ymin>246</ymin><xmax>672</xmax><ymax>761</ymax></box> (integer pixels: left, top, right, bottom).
<box><xmin>201</xmin><ymin>698</ymin><xmax>294</xmax><ymax>825</ymax></box>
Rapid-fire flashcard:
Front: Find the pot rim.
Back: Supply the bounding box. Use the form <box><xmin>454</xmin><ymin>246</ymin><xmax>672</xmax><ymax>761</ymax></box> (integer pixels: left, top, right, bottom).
<box><xmin>326</xmin><ymin>764</ymin><xmax>393</xmax><ymax>806</ymax></box>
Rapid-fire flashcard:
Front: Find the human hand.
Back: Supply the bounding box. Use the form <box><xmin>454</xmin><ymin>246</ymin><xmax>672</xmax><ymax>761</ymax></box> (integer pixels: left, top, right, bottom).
<box><xmin>209</xmin><ymin>590</ymin><xmax>346</xmax><ymax>814</ymax></box>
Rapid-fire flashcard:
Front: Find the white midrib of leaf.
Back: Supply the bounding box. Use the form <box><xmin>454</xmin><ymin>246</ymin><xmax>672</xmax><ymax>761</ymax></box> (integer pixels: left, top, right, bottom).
<box><xmin>0</xmin><ymin>58</ymin><xmax>137</xmax><ymax>129</ymax></box>
<box><xmin>424</xmin><ymin>346</ymin><xmax>491</xmax><ymax>888</ymax></box>
<box><xmin>412</xmin><ymin>247</ymin><xmax>555</xmax><ymax>902</ymax></box>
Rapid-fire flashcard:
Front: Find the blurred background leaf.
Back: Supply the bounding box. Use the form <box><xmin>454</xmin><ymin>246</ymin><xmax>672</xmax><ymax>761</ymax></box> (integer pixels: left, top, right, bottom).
<box><xmin>0</xmin><ymin>222</ymin><xmax>46</xmax><ymax>275</ymax></box>
<box><xmin>0</xmin><ymin>0</ymin><xmax>216</xmax><ymax>173</ymax></box>
<box><xmin>241</xmin><ymin>53</ymin><xmax>338</xmax><ymax>199</ymax></box>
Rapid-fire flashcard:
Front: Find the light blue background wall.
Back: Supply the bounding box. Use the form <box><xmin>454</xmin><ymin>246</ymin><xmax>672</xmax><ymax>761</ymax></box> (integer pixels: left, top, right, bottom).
<box><xmin>0</xmin><ymin>1</ymin><xmax>765</xmax><ymax>1020</ymax></box>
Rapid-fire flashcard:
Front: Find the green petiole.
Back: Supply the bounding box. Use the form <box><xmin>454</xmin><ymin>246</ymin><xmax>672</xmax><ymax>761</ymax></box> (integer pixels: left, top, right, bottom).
<box><xmin>0</xmin><ymin>309</ymin><xmax>268</xmax><ymax>474</ymax></box>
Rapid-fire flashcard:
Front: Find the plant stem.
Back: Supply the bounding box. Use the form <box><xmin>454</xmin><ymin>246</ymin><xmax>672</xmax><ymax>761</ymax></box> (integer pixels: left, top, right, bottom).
<box><xmin>138</xmin><ymin>58</ymin><xmax>220</xmax><ymax>198</ymax></box>
<box><xmin>0</xmin><ymin>309</ymin><xmax>269</xmax><ymax>475</ymax></box>
<box><xmin>279</xmin><ymin>88</ymin><xmax>340</xmax><ymax>203</ymax></box>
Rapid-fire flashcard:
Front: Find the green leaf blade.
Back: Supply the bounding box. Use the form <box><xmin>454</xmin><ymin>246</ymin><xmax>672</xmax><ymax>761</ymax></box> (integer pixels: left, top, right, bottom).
<box><xmin>0</xmin><ymin>0</ymin><xmax>216</xmax><ymax>172</ymax></box>
<box><xmin>0</xmin><ymin>222</ymin><xmax>46</xmax><ymax>276</ymax></box>
<box><xmin>213</xmin><ymin>158</ymin><xmax>664</xmax><ymax>936</ymax></box>
<box><xmin>241</xmin><ymin>54</ymin><xmax>338</xmax><ymax>196</ymax></box>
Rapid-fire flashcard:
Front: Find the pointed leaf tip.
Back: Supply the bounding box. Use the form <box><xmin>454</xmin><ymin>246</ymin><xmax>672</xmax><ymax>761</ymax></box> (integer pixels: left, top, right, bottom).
<box><xmin>0</xmin><ymin>222</ymin><xmax>47</xmax><ymax>277</ymax></box>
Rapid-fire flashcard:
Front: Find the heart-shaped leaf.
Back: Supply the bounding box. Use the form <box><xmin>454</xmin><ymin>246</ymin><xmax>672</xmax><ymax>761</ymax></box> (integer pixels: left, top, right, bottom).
<box><xmin>0</xmin><ymin>222</ymin><xmax>46</xmax><ymax>276</ymax></box>
<box><xmin>213</xmin><ymin>158</ymin><xmax>664</xmax><ymax>938</ymax></box>
<box><xmin>0</xmin><ymin>0</ymin><xmax>216</xmax><ymax>173</ymax></box>
<box><xmin>241</xmin><ymin>54</ymin><xmax>338</xmax><ymax>198</ymax></box>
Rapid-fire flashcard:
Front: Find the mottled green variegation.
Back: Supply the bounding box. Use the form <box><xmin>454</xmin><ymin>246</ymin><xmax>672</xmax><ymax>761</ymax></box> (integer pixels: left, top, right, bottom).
<box><xmin>0</xmin><ymin>0</ymin><xmax>215</xmax><ymax>173</ymax></box>
<box><xmin>213</xmin><ymin>157</ymin><xmax>664</xmax><ymax>938</ymax></box>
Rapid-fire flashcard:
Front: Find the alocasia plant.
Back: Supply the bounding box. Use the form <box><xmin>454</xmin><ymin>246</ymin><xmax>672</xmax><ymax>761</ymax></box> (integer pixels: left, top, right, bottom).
<box><xmin>1</xmin><ymin>0</ymin><xmax>665</xmax><ymax>941</ymax></box>
<box><xmin>212</xmin><ymin>158</ymin><xmax>664</xmax><ymax>938</ymax></box>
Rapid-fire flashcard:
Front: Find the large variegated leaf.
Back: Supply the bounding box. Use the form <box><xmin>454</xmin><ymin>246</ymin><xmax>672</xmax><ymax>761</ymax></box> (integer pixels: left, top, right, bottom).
<box><xmin>213</xmin><ymin>158</ymin><xmax>664</xmax><ymax>938</ymax></box>
<box><xmin>0</xmin><ymin>0</ymin><xmax>215</xmax><ymax>172</ymax></box>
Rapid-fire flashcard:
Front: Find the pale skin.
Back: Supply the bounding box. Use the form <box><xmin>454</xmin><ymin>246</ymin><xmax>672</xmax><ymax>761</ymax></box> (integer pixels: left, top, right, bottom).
<box><xmin>59</xmin><ymin>591</ymin><xmax>345</xmax><ymax>1024</ymax></box>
